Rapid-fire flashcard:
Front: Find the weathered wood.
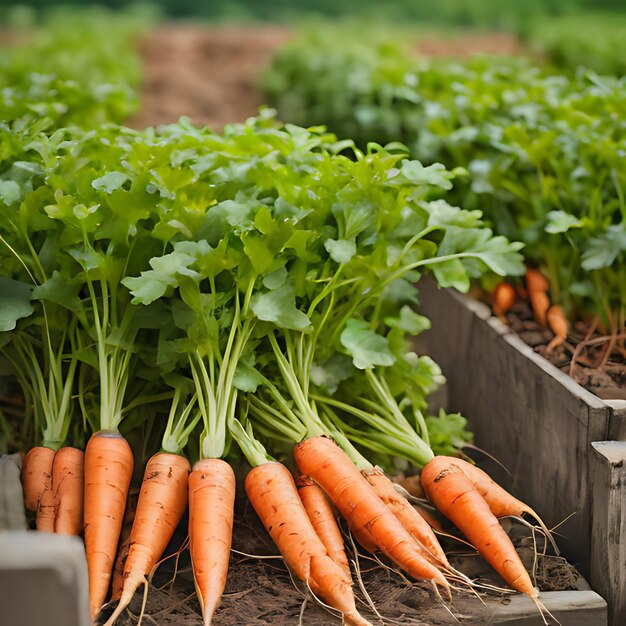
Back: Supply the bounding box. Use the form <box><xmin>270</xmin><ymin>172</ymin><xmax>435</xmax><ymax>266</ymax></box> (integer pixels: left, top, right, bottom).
<box><xmin>606</xmin><ymin>400</ymin><xmax>626</xmax><ymax>441</ymax></box>
<box><xmin>0</xmin><ymin>454</ymin><xmax>27</xmax><ymax>531</ymax></box>
<box><xmin>419</xmin><ymin>278</ymin><xmax>611</xmax><ymax>575</ymax></box>
<box><xmin>0</xmin><ymin>531</ymin><xmax>91</xmax><ymax>626</ymax></box>
<box><xmin>425</xmin><ymin>590</ymin><xmax>606</xmax><ymax>625</ymax></box>
<box><xmin>590</xmin><ymin>441</ymin><xmax>626</xmax><ymax>626</ymax></box>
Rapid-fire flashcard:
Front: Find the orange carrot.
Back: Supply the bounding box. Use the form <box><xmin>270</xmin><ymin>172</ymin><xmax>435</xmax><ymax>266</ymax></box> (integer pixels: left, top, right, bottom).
<box><xmin>525</xmin><ymin>268</ymin><xmax>550</xmax><ymax>328</ymax></box>
<box><xmin>546</xmin><ymin>305</ymin><xmax>569</xmax><ymax>352</ymax></box>
<box><xmin>111</xmin><ymin>488</ymin><xmax>140</xmax><ymax>603</ymax></box>
<box><xmin>347</xmin><ymin>519</ymin><xmax>378</xmax><ymax>554</ymax></box>
<box><xmin>84</xmin><ymin>431</ymin><xmax>134</xmax><ymax>620</ymax></box>
<box><xmin>189</xmin><ymin>458</ymin><xmax>235</xmax><ymax>626</ymax></box>
<box><xmin>421</xmin><ymin>457</ymin><xmax>536</xmax><ymax>598</ymax></box>
<box><xmin>295</xmin><ymin>436</ymin><xmax>449</xmax><ymax>591</ymax></box>
<box><xmin>21</xmin><ymin>446</ymin><xmax>55</xmax><ymax>512</ymax></box>
<box><xmin>297</xmin><ymin>473</ymin><xmax>350</xmax><ymax>576</ymax></box>
<box><xmin>412</xmin><ymin>503</ymin><xmax>444</xmax><ymax>532</ymax></box>
<box><xmin>433</xmin><ymin>456</ymin><xmax>557</xmax><ymax>551</ymax></box>
<box><xmin>36</xmin><ymin>480</ymin><xmax>56</xmax><ymax>532</ymax></box>
<box><xmin>364</xmin><ymin>467</ymin><xmax>449</xmax><ymax>569</ymax></box>
<box><xmin>104</xmin><ymin>452</ymin><xmax>189</xmax><ymax>626</ymax></box>
<box><xmin>493</xmin><ymin>282</ymin><xmax>516</xmax><ymax>318</ymax></box>
<box><xmin>246</xmin><ymin>461</ymin><xmax>371</xmax><ymax>626</ymax></box>
<box><xmin>52</xmin><ymin>447</ymin><xmax>84</xmax><ymax>536</ymax></box>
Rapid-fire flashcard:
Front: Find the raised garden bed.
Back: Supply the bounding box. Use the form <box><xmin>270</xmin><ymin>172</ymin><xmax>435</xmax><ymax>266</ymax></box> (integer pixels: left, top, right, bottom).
<box><xmin>419</xmin><ymin>278</ymin><xmax>626</xmax><ymax>625</ymax></box>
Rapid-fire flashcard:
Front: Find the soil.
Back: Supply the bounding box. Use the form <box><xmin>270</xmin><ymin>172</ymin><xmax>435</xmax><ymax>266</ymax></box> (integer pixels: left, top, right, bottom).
<box><xmin>505</xmin><ymin>300</ymin><xmax>626</xmax><ymax>401</ymax></box>
<box><xmin>127</xmin><ymin>25</ymin><xmax>291</xmax><ymax>131</ymax></box>
<box><xmin>129</xmin><ymin>26</ymin><xmax>522</xmax><ymax>132</ymax></box>
<box><xmin>103</xmin><ymin>496</ymin><xmax>585</xmax><ymax>626</ymax></box>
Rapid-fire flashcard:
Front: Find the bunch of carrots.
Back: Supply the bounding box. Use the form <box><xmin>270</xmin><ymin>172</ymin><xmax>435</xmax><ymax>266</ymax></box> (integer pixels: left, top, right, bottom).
<box><xmin>1</xmin><ymin>115</ymin><xmax>556</xmax><ymax>625</ymax></box>
<box><xmin>493</xmin><ymin>268</ymin><xmax>569</xmax><ymax>351</ymax></box>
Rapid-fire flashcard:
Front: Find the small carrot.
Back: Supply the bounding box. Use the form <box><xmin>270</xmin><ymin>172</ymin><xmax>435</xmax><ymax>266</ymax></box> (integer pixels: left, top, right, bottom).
<box><xmin>84</xmin><ymin>431</ymin><xmax>134</xmax><ymax>620</ymax></box>
<box><xmin>21</xmin><ymin>446</ymin><xmax>55</xmax><ymax>512</ymax></box>
<box><xmin>297</xmin><ymin>473</ymin><xmax>350</xmax><ymax>576</ymax></box>
<box><xmin>546</xmin><ymin>305</ymin><xmax>569</xmax><ymax>352</ymax></box>
<box><xmin>104</xmin><ymin>452</ymin><xmax>189</xmax><ymax>626</ymax></box>
<box><xmin>421</xmin><ymin>457</ymin><xmax>536</xmax><ymax>599</ymax></box>
<box><xmin>189</xmin><ymin>458</ymin><xmax>235</xmax><ymax>626</ymax></box>
<box><xmin>412</xmin><ymin>503</ymin><xmax>445</xmax><ymax>532</ymax></box>
<box><xmin>295</xmin><ymin>436</ymin><xmax>449</xmax><ymax>591</ymax></box>
<box><xmin>246</xmin><ymin>461</ymin><xmax>371</xmax><ymax>626</ymax></box>
<box><xmin>493</xmin><ymin>282</ymin><xmax>516</xmax><ymax>318</ymax></box>
<box><xmin>364</xmin><ymin>467</ymin><xmax>449</xmax><ymax>569</ymax></box>
<box><xmin>347</xmin><ymin>519</ymin><xmax>379</xmax><ymax>554</ymax></box>
<box><xmin>52</xmin><ymin>447</ymin><xmax>84</xmax><ymax>536</ymax></box>
<box><xmin>525</xmin><ymin>268</ymin><xmax>550</xmax><ymax>328</ymax></box>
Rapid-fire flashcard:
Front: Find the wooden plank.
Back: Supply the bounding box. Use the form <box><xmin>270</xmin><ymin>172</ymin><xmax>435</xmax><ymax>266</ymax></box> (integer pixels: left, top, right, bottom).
<box><xmin>423</xmin><ymin>590</ymin><xmax>606</xmax><ymax>625</ymax></box>
<box><xmin>0</xmin><ymin>531</ymin><xmax>91</xmax><ymax>626</ymax></box>
<box><xmin>607</xmin><ymin>400</ymin><xmax>626</xmax><ymax>441</ymax></box>
<box><xmin>419</xmin><ymin>278</ymin><xmax>611</xmax><ymax>575</ymax></box>
<box><xmin>0</xmin><ymin>454</ymin><xmax>27</xmax><ymax>531</ymax></box>
<box><xmin>590</xmin><ymin>441</ymin><xmax>626</xmax><ymax>626</ymax></box>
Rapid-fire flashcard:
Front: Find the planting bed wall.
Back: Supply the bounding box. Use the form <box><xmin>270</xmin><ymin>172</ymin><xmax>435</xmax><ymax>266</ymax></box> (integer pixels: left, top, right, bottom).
<box><xmin>419</xmin><ymin>278</ymin><xmax>624</xmax><ymax>624</ymax></box>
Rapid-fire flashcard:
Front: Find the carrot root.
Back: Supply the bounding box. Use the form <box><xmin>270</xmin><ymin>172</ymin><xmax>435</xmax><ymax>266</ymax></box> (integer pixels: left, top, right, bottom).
<box><xmin>246</xmin><ymin>461</ymin><xmax>371</xmax><ymax>626</ymax></box>
<box><xmin>297</xmin><ymin>474</ymin><xmax>350</xmax><ymax>576</ymax></box>
<box><xmin>84</xmin><ymin>431</ymin><xmax>134</xmax><ymax>621</ymax></box>
<box><xmin>53</xmin><ymin>446</ymin><xmax>84</xmax><ymax>536</ymax></box>
<box><xmin>295</xmin><ymin>436</ymin><xmax>449</xmax><ymax>592</ymax></box>
<box><xmin>21</xmin><ymin>446</ymin><xmax>55</xmax><ymax>512</ymax></box>
<box><xmin>189</xmin><ymin>458</ymin><xmax>235</xmax><ymax>626</ymax></box>
<box><xmin>421</xmin><ymin>457</ymin><xmax>536</xmax><ymax>598</ymax></box>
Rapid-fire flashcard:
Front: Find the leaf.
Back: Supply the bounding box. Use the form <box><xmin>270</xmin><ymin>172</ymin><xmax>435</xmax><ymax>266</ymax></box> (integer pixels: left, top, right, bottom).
<box><xmin>0</xmin><ymin>277</ymin><xmax>34</xmax><ymax>332</ymax></box>
<box><xmin>32</xmin><ymin>271</ymin><xmax>83</xmax><ymax>311</ymax></box>
<box><xmin>582</xmin><ymin>225</ymin><xmax>626</xmax><ymax>270</ymax></box>
<box><xmin>545</xmin><ymin>211</ymin><xmax>583</xmax><ymax>234</ymax></box>
<box><xmin>250</xmin><ymin>284</ymin><xmax>311</xmax><ymax>331</ymax></box>
<box><xmin>401</xmin><ymin>160</ymin><xmax>453</xmax><ymax>190</ymax></box>
<box><xmin>0</xmin><ymin>180</ymin><xmax>21</xmax><ymax>205</ymax></box>
<box><xmin>324</xmin><ymin>238</ymin><xmax>356</xmax><ymax>264</ymax></box>
<box><xmin>91</xmin><ymin>171</ymin><xmax>130</xmax><ymax>194</ymax></box>
<box><xmin>234</xmin><ymin>362</ymin><xmax>264</xmax><ymax>392</ymax></box>
<box><xmin>432</xmin><ymin>258</ymin><xmax>470</xmax><ymax>292</ymax></box>
<box><xmin>263</xmin><ymin>267</ymin><xmax>288</xmax><ymax>290</ymax></box>
<box><xmin>385</xmin><ymin>305</ymin><xmax>431</xmax><ymax>335</ymax></box>
<box><xmin>340</xmin><ymin>318</ymin><xmax>395</xmax><ymax>370</ymax></box>
<box><xmin>310</xmin><ymin>354</ymin><xmax>354</xmax><ymax>394</ymax></box>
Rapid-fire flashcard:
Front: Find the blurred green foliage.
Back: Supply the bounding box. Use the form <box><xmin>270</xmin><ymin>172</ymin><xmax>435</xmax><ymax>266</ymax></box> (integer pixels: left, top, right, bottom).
<box><xmin>1</xmin><ymin>0</ymin><xmax>614</xmax><ymax>28</ymax></box>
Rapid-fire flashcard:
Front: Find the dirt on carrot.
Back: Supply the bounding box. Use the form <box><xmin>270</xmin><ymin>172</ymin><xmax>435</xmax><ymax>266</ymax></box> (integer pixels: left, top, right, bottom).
<box><xmin>107</xmin><ymin>495</ymin><xmax>587</xmax><ymax>626</ymax></box>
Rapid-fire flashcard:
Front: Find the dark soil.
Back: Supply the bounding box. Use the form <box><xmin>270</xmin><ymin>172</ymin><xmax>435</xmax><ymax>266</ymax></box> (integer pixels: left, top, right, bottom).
<box><xmin>104</xmin><ymin>496</ymin><xmax>585</xmax><ymax>626</ymax></box>
<box><xmin>505</xmin><ymin>300</ymin><xmax>626</xmax><ymax>401</ymax></box>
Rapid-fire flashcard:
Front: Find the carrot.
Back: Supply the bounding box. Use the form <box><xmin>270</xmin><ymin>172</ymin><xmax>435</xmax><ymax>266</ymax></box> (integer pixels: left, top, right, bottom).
<box><xmin>52</xmin><ymin>447</ymin><xmax>84</xmax><ymax>536</ymax></box>
<box><xmin>21</xmin><ymin>446</ymin><xmax>55</xmax><ymax>512</ymax></box>
<box><xmin>36</xmin><ymin>480</ymin><xmax>56</xmax><ymax>532</ymax></box>
<box><xmin>546</xmin><ymin>305</ymin><xmax>569</xmax><ymax>352</ymax></box>
<box><xmin>433</xmin><ymin>456</ymin><xmax>557</xmax><ymax>552</ymax></box>
<box><xmin>525</xmin><ymin>268</ymin><xmax>550</xmax><ymax>328</ymax></box>
<box><xmin>84</xmin><ymin>431</ymin><xmax>134</xmax><ymax>620</ymax></box>
<box><xmin>364</xmin><ymin>467</ymin><xmax>449</xmax><ymax>569</ymax></box>
<box><xmin>246</xmin><ymin>461</ymin><xmax>371</xmax><ymax>626</ymax></box>
<box><xmin>421</xmin><ymin>457</ymin><xmax>536</xmax><ymax>598</ymax></box>
<box><xmin>295</xmin><ymin>436</ymin><xmax>449</xmax><ymax>591</ymax></box>
<box><xmin>493</xmin><ymin>282</ymin><xmax>516</xmax><ymax>318</ymax></box>
<box><xmin>347</xmin><ymin>519</ymin><xmax>378</xmax><ymax>554</ymax></box>
<box><xmin>111</xmin><ymin>493</ymin><xmax>137</xmax><ymax>603</ymax></box>
<box><xmin>104</xmin><ymin>452</ymin><xmax>189</xmax><ymax>626</ymax></box>
<box><xmin>189</xmin><ymin>458</ymin><xmax>235</xmax><ymax>626</ymax></box>
<box><xmin>297</xmin><ymin>473</ymin><xmax>350</xmax><ymax>576</ymax></box>
<box><xmin>412</xmin><ymin>503</ymin><xmax>444</xmax><ymax>533</ymax></box>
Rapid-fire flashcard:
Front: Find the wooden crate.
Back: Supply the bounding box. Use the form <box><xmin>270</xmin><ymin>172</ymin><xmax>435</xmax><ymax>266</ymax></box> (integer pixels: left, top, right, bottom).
<box><xmin>418</xmin><ymin>278</ymin><xmax>624</xmax><ymax>625</ymax></box>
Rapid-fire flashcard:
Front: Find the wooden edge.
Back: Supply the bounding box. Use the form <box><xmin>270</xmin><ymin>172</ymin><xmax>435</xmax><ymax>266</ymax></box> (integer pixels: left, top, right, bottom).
<box><xmin>0</xmin><ymin>454</ymin><xmax>27</xmax><ymax>531</ymax></box>
<box><xmin>589</xmin><ymin>441</ymin><xmax>626</xmax><ymax>626</ymax></box>
<box><xmin>442</xmin><ymin>284</ymin><xmax>609</xmax><ymax>411</ymax></box>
